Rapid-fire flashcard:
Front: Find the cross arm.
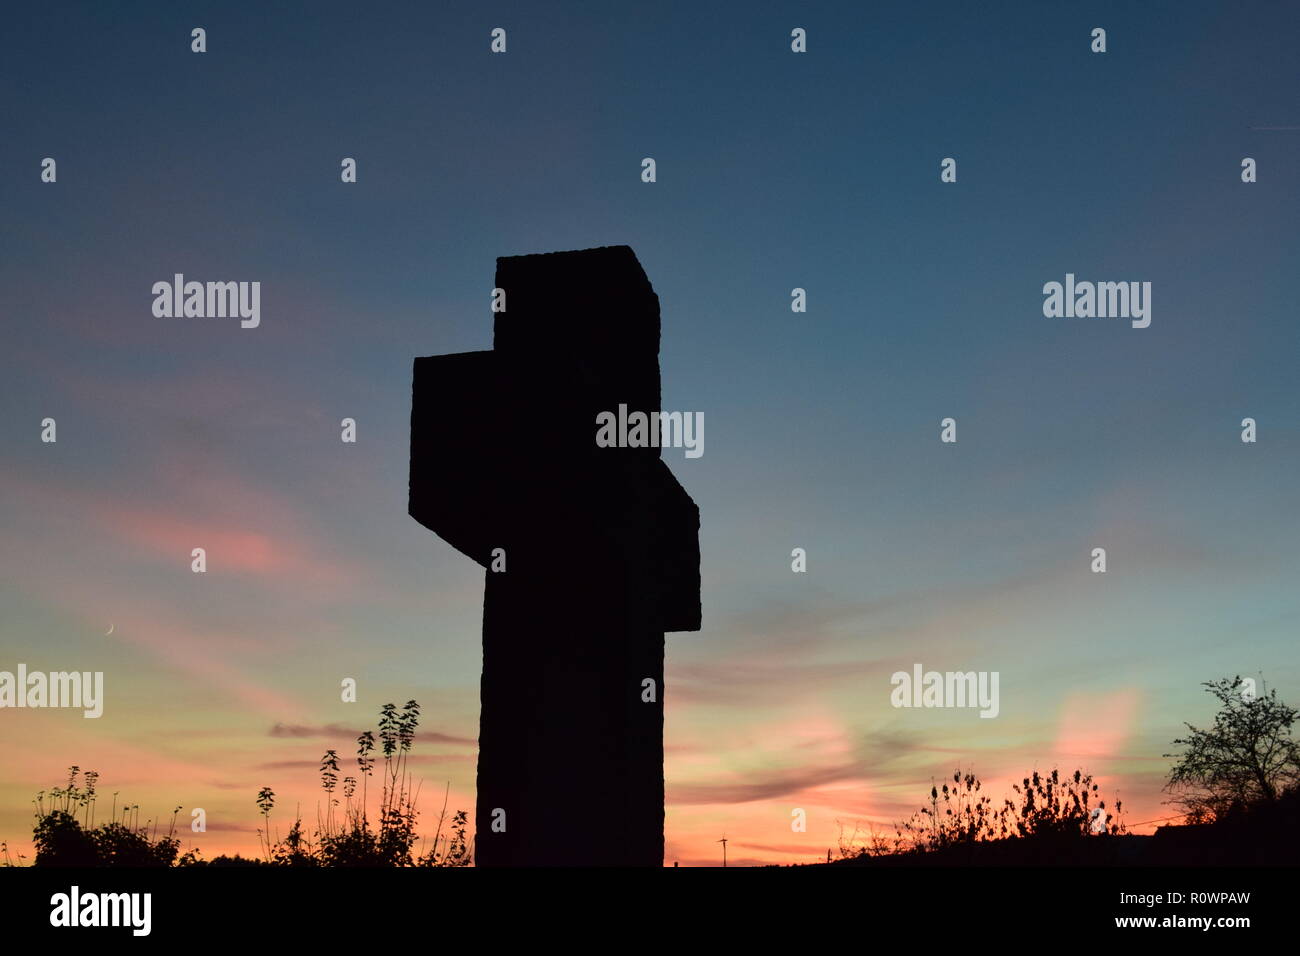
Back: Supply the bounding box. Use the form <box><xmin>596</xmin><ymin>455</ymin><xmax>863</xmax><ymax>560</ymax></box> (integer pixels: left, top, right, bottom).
<box><xmin>639</xmin><ymin>458</ymin><xmax>702</xmax><ymax>633</ymax></box>
<box><xmin>408</xmin><ymin>351</ymin><xmax>511</xmax><ymax>568</ymax></box>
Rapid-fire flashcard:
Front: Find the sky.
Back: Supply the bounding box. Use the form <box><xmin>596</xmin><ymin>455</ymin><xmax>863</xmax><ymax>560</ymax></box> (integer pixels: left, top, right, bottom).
<box><xmin>1</xmin><ymin>1</ymin><xmax>1298</xmax><ymax>866</ymax></box>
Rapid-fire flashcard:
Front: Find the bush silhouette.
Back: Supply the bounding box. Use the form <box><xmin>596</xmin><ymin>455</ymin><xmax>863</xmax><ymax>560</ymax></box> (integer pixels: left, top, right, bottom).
<box><xmin>28</xmin><ymin>767</ymin><xmax>187</xmax><ymax>867</ymax></box>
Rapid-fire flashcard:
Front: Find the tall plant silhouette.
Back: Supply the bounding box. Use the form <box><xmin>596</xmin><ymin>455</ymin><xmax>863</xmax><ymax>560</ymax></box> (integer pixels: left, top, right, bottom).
<box><xmin>257</xmin><ymin>700</ymin><xmax>471</xmax><ymax>866</ymax></box>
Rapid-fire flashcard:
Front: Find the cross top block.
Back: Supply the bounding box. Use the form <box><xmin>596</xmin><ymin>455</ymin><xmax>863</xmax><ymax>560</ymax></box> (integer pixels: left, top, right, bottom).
<box><xmin>493</xmin><ymin>244</ymin><xmax>662</xmax><ymax>417</ymax></box>
<box><xmin>409</xmin><ymin>245</ymin><xmax>700</xmax><ymax>626</ymax></box>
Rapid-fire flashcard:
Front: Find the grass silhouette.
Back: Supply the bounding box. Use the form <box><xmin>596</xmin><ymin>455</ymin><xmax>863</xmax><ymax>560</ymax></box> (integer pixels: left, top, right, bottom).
<box><xmin>832</xmin><ymin>766</ymin><xmax>1126</xmax><ymax>864</ymax></box>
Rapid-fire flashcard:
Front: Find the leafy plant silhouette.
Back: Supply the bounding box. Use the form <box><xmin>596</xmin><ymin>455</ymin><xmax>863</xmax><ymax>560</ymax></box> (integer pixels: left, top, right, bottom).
<box><xmin>19</xmin><ymin>701</ymin><xmax>470</xmax><ymax>867</ymax></box>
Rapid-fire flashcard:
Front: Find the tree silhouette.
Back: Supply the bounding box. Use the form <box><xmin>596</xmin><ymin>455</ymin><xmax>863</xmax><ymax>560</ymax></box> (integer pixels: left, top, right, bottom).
<box><xmin>1164</xmin><ymin>676</ymin><xmax>1300</xmax><ymax>823</ymax></box>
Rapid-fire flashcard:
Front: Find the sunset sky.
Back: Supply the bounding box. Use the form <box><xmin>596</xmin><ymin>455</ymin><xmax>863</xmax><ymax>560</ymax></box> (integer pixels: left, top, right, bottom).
<box><xmin>2</xmin><ymin>2</ymin><xmax>1298</xmax><ymax>866</ymax></box>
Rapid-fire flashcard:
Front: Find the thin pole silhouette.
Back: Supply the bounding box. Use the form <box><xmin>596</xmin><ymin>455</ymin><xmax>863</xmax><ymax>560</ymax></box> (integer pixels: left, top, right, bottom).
<box><xmin>718</xmin><ymin>837</ymin><xmax>728</xmax><ymax>867</ymax></box>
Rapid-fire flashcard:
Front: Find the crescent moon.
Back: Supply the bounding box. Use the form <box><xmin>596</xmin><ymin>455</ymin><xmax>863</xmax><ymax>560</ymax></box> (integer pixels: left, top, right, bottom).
<box><xmin>104</xmin><ymin>623</ymin><xmax>114</xmax><ymax>636</ymax></box>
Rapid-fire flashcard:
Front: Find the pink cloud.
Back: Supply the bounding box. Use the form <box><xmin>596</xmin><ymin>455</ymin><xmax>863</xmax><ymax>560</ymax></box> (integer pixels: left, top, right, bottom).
<box><xmin>1053</xmin><ymin>688</ymin><xmax>1142</xmax><ymax>759</ymax></box>
<box><xmin>2</xmin><ymin>457</ymin><xmax>370</xmax><ymax>598</ymax></box>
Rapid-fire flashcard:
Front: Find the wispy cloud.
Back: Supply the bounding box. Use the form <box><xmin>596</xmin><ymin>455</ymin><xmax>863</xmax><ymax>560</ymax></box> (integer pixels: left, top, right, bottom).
<box><xmin>268</xmin><ymin>723</ymin><xmax>475</xmax><ymax>746</ymax></box>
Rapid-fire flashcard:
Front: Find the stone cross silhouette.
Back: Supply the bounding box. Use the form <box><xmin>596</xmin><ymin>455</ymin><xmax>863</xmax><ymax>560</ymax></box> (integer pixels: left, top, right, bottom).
<box><xmin>408</xmin><ymin>245</ymin><xmax>701</xmax><ymax>866</ymax></box>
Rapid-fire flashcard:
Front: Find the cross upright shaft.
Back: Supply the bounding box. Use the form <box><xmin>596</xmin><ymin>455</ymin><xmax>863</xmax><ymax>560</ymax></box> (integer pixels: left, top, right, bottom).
<box><xmin>409</xmin><ymin>245</ymin><xmax>701</xmax><ymax>866</ymax></box>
